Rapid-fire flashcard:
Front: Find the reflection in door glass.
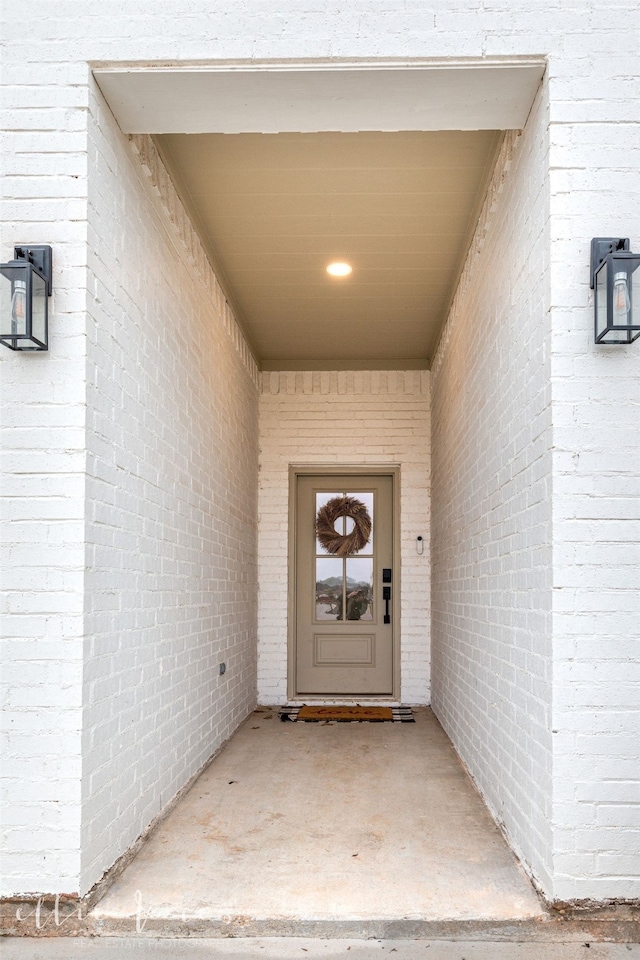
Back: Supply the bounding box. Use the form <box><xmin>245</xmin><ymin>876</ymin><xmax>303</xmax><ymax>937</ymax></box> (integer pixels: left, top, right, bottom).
<box><xmin>315</xmin><ymin>492</ymin><xmax>342</xmax><ymax>554</ymax></box>
<box><xmin>316</xmin><ymin>557</ymin><xmax>343</xmax><ymax>620</ymax></box>
<box><xmin>346</xmin><ymin>492</ymin><xmax>374</xmax><ymax>554</ymax></box>
<box><xmin>346</xmin><ymin>557</ymin><xmax>373</xmax><ymax>620</ymax></box>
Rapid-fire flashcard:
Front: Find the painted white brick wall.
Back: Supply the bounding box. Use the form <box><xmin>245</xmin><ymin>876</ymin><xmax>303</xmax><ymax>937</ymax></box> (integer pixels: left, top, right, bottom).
<box><xmin>0</xmin><ymin>63</ymin><xmax>260</xmax><ymax>895</ymax></box>
<box><xmin>81</xmin><ymin>87</ymin><xmax>259</xmax><ymax>893</ymax></box>
<box><xmin>258</xmin><ymin>371</ymin><xmax>430</xmax><ymax>706</ymax></box>
<box><xmin>430</xmin><ymin>95</ymin><xmax>554</xmax><ymax>895</ymax></box>
<box><xmin>432</xmin><ymin>9</ymin><xmax>640</xmax><ymax>899</ymax></box>
<box><xmin>1</xmin><ymin>0</ymin><xmax>639</xmax><ymax>903</ymax></box>
<box><xmin>548</xmin><ymin>33</ymin><xmax>640</xmax><ymax>901</ymax></box>
<box><xmin>0</xmin><ymin>56</ymin><xmax>89</xmax><ymax>895</ymax></box>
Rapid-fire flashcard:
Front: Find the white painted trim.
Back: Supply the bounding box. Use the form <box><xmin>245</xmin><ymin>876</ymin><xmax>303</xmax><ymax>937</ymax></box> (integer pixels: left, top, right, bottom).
<box><xmin>94</xmin><ymin>59</ymin><xmax>546</xmax><ymax>134</ymax></box>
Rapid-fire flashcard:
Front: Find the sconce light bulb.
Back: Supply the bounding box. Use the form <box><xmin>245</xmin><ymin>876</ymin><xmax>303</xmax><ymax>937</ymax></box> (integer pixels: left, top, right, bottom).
<box><xmin>613</xmin><ymin>272</ymin><xmax>630</xmax><ymax>322</ymax></box>
<box><xmin>11</xmin><ymin>279</ymin><xmax>26</xmax><ymax>323</ymax></box>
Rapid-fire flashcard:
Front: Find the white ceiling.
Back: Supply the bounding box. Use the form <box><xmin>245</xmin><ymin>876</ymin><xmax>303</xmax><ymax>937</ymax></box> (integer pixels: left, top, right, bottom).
<box><xmin>156</xmin><ymin>130</ymin><xmax>503</xmax><ymax>368</ymax></box>
<box><xmin>95</xmin><ymin>63</ymin><xmax>544</xmax><ymax>369</ymax></box>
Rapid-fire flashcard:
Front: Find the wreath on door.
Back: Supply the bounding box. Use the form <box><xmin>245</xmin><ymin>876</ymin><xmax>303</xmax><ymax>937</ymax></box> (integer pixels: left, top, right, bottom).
<box><xmin>315</xmin><ymin>495</ymin><xmax>371</xmax><ymax>557</ymax></box>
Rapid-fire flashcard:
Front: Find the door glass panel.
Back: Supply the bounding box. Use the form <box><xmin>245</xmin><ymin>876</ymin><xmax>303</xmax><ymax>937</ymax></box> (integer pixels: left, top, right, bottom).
<box><xmin>346</xmin><ymin>557</ymin><xmax>373</xmax><ymax>621</ymax></box>
<box><xmin>345</xmin><ymin>492</ymin><xmax>373</xmax><ymax>554</ymax></box>
<box><xmin>315</xmin><ymin>490</ymin><xmax>373</xmax><ymax>556</ymax></box>
<box><xmin>315</xmin><ymin>492</ymin><xmax>341</xmax><ymax>554</ymax></box>
<box><xmin>315</xmin><ymin>490</ymin><xmax>375</xmax><ymax>621</ymax></box>
<box><xmin>316</xmin><ymin>557</ymin><xmax>343</xmax><ymax>620</ymax></box>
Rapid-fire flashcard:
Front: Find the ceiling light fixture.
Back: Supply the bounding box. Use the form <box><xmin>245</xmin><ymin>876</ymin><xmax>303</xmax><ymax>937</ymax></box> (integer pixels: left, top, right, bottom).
<box><xmin>326</xmin><ymin>262</ymin><xmax>352</xmax><ymax>278</ymax></box>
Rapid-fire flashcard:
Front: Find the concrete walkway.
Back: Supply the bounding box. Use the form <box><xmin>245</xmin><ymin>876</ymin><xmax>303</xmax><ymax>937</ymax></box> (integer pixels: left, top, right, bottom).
<box><xmin>4</xmin><ymin>939</ymin><xmax>640</xmax><ymax>959</ymax></box>
<box><xmin>90</xmin><ymin>708</ymin><xmax>544</xmax><ymax>936</ymax></box>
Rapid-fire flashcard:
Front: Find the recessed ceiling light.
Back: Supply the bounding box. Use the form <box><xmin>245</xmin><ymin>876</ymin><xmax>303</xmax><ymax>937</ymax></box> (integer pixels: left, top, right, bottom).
<box><xmin>326</xmin><ymin>262</ymin><xmax>352</xmax><ymax>277</ymax></box>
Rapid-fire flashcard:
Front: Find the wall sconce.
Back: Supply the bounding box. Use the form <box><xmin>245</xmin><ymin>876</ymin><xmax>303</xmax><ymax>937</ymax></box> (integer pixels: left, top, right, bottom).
<box><xmin>591</xmin><ymin>238</ymin><xmax>640</xmax><ymax>344</ymax></box>
<box><xmin>0</xmin><ymin>245</ymin><xmax>52</xmax><ymax>351</ymax></box>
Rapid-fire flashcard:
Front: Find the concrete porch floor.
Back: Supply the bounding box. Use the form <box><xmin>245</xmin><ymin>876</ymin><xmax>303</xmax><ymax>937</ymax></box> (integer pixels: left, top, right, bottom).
<box><xmin>89</xmin><ymin>707</ymin><xmax>546</xmax><ymax>936</ymax></box>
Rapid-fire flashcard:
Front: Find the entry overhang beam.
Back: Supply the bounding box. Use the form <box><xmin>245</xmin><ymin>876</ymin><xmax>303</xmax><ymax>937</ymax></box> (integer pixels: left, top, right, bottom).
<box><xmin>93</xmin><ymin>61</ymin><xmax>545</xmax><ymax>134</ymax></box>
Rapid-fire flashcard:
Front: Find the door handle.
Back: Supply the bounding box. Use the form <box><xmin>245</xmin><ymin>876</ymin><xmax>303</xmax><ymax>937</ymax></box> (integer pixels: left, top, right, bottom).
<box><xmin>383</xmin><ymin>585</ymin><xmax>391</xmax><ymax>624</ymax></box>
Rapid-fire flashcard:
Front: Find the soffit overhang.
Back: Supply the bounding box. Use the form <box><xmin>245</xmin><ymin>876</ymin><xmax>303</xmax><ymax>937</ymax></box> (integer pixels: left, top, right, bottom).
<box><xmin>93</xmin><ymin>61</ymin><xmax>544</xmax><ymax>369</ymax></box>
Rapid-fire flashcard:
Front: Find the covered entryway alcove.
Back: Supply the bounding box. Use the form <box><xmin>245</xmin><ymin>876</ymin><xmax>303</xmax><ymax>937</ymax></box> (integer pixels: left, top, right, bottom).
<box><xmin>76</xmin><ymin>59</ymin><xmax>553</xmax><ymax>933</ymax></box>
<box><xmin>5</xmin><ymin>57</ymin><xmax>561</xmax><ymax>934</ymax></box>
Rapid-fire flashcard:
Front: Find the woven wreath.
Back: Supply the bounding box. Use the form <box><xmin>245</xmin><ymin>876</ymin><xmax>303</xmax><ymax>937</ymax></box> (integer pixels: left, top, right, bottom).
<box><xmin>315</xmin><ymin>496</ymin><xmax>372</xmax><ymax>557</ymax></box>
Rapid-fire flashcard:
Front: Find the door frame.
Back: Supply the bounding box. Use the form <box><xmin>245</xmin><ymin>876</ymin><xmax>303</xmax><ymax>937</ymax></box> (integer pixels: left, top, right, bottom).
<box><xmin>288</xmin><ymin>464</ymin><xmax>401</xmax><ymax>702</ymax></box>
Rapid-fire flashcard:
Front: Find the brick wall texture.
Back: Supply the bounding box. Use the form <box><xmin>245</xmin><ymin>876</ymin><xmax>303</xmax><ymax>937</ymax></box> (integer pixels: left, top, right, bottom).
<box><xmin>431</xmin><ymin>101</ymin><xmax>554</xmax><ymax>894</ymax></box>
<box><xmin>258</xmin><ymin>371</ymin><xmax>430</xmax><ymax>706</ymax></box>
<box><xmin>81</xmin><ymin>92</ymin><xmax>259</xmax><ymax>893</ymax></box>
<box><xmin>1</xmin><ymin>0</ymin><xmax>639</xmax><ymax>903</ymax></box>
<box><xmin>1</xmin><ymin>59</ymin><xmax>259</xmax><ymax>896</ymax></box>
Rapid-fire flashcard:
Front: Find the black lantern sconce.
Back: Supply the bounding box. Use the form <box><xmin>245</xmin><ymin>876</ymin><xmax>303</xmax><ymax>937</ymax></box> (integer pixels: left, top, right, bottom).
<box><xmin>591</xmin><ymin>237</ymin><xmax>640</xmax><ymax>344</ymax></box>
<box><xmin>0</xmin><ymin>245</ymin><xmax>52</xmax><ymax>351</ymax></box>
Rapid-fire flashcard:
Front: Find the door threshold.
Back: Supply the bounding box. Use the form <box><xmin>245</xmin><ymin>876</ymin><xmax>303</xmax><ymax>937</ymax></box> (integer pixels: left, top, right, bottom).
<box><xmin>287</xmin><ymin>697</ymin><xmax>401</xmax><ymax>706</ymax></box>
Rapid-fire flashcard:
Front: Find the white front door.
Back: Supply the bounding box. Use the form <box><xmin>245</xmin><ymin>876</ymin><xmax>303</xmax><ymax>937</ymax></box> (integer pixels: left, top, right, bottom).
<box><xmin>295</xmin><ymin>474</ymin><xmax>394</xmax><ymax>696</ymax></box>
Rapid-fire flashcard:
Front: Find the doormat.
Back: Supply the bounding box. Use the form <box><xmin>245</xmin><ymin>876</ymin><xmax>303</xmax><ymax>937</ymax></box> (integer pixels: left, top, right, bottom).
<box><xmin>279</xmin><ymin>705</ymin><xmax>415</xmax><ymax>723</ymax></box>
